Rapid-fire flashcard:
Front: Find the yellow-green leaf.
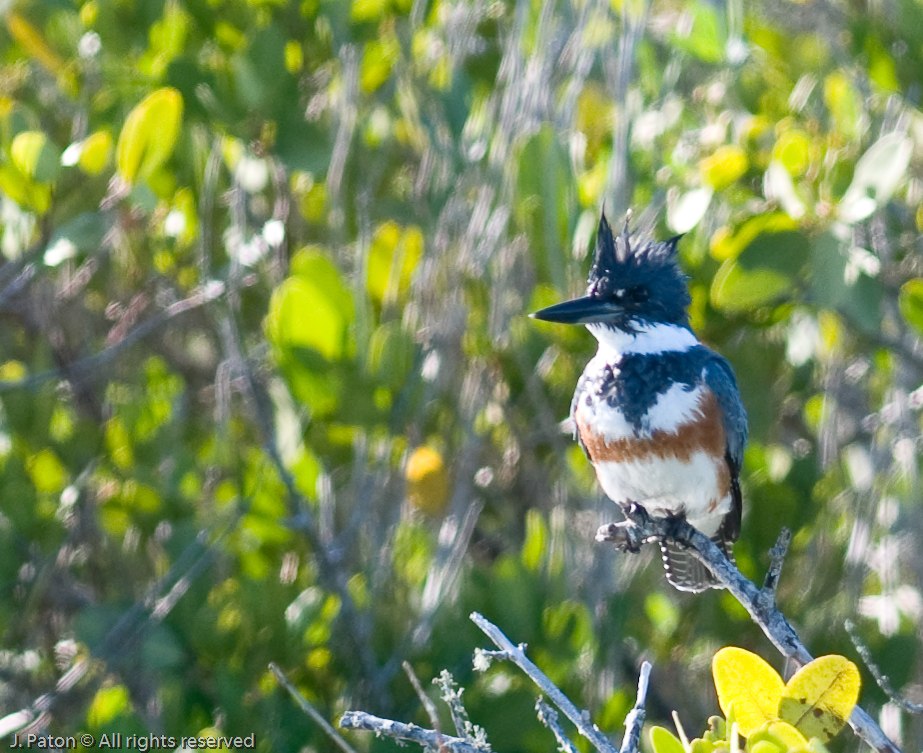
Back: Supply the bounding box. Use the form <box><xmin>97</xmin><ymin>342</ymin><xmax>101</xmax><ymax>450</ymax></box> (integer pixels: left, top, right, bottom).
<box><xmin>712</xmin><ymin>647</ymin><xmax>784</xmax><ymax>737</ymax></box>
<box><xmin>772</xmin><ymin>131</ymin><xmax>812</xmax><ymax>178</ymax></box>
<box><xmin>701</xmin><ymin>145</ymin><xmax>748</xmax><ymax>190</ymax></box>
<box><xmin>521</xmin><ymin>509</ymin><xmax>548</xmax><ymax>571</ymax></box>
<box><xmin>267</xmin><ymin>250</ymin><xmax>354</xmax><ymax>362</ymax></box>
<box><xmin>87</xmin><ymin>684</ymin><xmax>131</xmax><ymax>728</ymax></box>
<box><xmin>366</xmin><ymin>221</ymin><xmax>423</xmax><ymax>306</ymax></box>
<box><xmin>649</xmin><ymin>726</ymin><xmax>686</xmax><ymax>753</ymax></box>
<box><xmin>79</xmin><ymin>130</ymin><xmax>113</xmax><ymax>175</ymax></box>
<box><xmin>117</xmin><ymin>87</ymin><xmax>184</xmax><ymax>184</ymax></box>
<box><xmin>778</xmin><ymin>655</ymin><xmax>860</xmax><ymax>742</ymax></box>
<box><xmin>898</xmin><ymin>279</ymin><xmax>923</xmax><ymax>336</ymax></box>
<box><xmin>11</xmin><ymin>131</ymin><xmax>47</xmax><ymax>178</ymax></box>
<box><xmin>26</xmin><ymin>448</ymin><xmax>68</xmax><ymax>494</ymax></box>
<box><xmin>750</xmin><ymin>719</ymin><xmax>809</xmax><ymax>750</ymax></box>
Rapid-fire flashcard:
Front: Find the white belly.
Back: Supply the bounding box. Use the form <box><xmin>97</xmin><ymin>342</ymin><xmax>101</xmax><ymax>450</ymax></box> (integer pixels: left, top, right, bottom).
<box><xmin>595</xmin><ymin>453</ymin><xmax>730</xmax><ymax>536</ymax></box>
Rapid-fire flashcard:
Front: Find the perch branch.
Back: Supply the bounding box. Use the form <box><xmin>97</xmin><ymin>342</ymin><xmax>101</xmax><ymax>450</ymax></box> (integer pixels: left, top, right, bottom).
<box><xmin>596</xmin><ymin>511</ymin><xmax>900</xmax><ymax>753</ymax></box>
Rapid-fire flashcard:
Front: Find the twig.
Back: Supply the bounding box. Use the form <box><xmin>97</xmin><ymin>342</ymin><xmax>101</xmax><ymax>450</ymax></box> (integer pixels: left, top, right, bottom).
<box><xmin>595</xmin><ymin>513</ymin><xmax>901</xmax><ymax>753</ymax></box>
<box><xmin>762</xmin><ymin>528</ymin><xmax>791</xmax><ymax>597</ymax></box>
<box><xmin>339</xmin><ymin>711</ymin><xmax>488</xmax><ymax>753</ymax></box>
<box><xmin>845</xmin><ymin>620</ymin><xmax>923</xmax><ymax>713</ymax></box>
<box><xmin>0</xmin><ymin>280</ymin><xmax>227</xmax><ymax>394</ymax></box>
<box><xmin>404</xmin><ymin>662</ymin><xmax>445</xmax><ymax>741</ymax></box>
<box><xmin>435</xmin><ymin>670</ymin><xmax>485</xmax><ymax>744</ymax></box>
<box><xmin>270</xmin><ymin>663</ymin><xmax>359</xmax><ymax>753</ymax></box>
<box><xmin>536</xmin><ymin>697</ymin><xmax>580</xmax><ymax>753</ymax></box>
<box><xmin>619</xmin><ymin>662</ymin><xmax>651</xmax><ymax>753</ymax></box>
<box><xmin>470</xmin><ymin>612</ymin><xmax>618</xmax><ymax>753</ymax></box>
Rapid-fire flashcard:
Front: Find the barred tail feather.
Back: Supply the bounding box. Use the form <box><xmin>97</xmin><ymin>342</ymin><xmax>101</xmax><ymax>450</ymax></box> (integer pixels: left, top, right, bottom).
<box><xmin>659</xmin><ymin>536</ymin><xmax>735</xmax><ymax>593</ymax></box>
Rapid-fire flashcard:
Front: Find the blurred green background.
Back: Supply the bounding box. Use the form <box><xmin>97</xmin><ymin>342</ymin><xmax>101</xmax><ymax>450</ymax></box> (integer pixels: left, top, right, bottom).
<box><xmin>0</xmin><ymin>0</ymin><xmax>921</xmax><ymax>749</ymax></box>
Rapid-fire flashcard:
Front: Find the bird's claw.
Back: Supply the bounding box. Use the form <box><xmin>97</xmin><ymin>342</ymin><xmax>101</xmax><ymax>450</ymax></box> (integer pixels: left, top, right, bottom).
<box><xmin>595</xmin><ymin>520</ymin><xmax>645</xmax><ymax>553</ymax></box>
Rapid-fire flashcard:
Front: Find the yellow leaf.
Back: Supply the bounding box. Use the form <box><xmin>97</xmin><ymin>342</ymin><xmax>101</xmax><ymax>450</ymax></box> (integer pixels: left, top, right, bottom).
<box><xmin>79</xmin><ymin>130</ymin><xmax>113</xmax><ymax>175</ymax></box>
<box><xmin>772</xmin><ymin>131</ymin><xmax>812</xmax><ymax>178</ymax></box>
<box><xmin>26</xmin><ymin>448</ymin><xmax>68</xmax><ymax>494</ymax></box>
<box><xmin>87</xmin><ymin>684</ymin><xmax>131</xmax><ymax>728</ymax></box>
<box><xmin>405</xmin><ymin>446</ymin><xmax>449</xmax><ymax>515</ymax></box>
<box><xmin>778</xmin><ymin>655</ymin><xmax>860</xmax><ymax>742</ymax></box>
<box><xmin>701</xmin><ymin>145</ymin><xmax>749</xmax><ymax>190</ymax></box>
<box><xmin>11</xmin><ymin>131</ymin><xmax>47</xmax><ymax>178</ymax></box>
<box><xmin>117</xmin><ymin>87</ymin><xmax>184</xmax><ymax>184</ymax></box>
<box><xmin>712</xmin><ymin>647</ymin><xmax>784</xmax><ymax>737</ymax></box>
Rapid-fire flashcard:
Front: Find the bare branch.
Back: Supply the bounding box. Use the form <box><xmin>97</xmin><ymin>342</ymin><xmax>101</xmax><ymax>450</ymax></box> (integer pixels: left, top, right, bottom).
<box><xmin>470</xmin><ymin>611</ymin><xmax>618</xmax><ymax>753</ymax></box>
<box><xmin>536</xmin><ymin>698</ymin><xmax>580</xmax><ymax>753</ymax></box>
<box><xmin>435</xmin><ymin>670</ymin><xmax>487</xmax><ymax>745</ymax></box>
<box><xmin>339</xmin><ymin>711</ymin><xmax>489</xmax><ymax>753</ymax></box>
<box><xmin>596</xmin><ymin>512</ymin><xmax>901</xmax><ymax>753</ymax></box>
<box><xmin>619</xmin><ymin>662</ymin><xmax>651</xmax><ymax>753</ymax></box>
<box><xmin>0</xmin><ymin>280</ymin><xmax>227</xmax><ymax>394</ymax></box>
<box><xmin>404</xmin><ymin>661</ymin><xmax>446</xmax><ymax>740</ymax></box>
<box><xmin>271</xmin><ymin>663</ymin><xmax>359</xmax><ymax>753</ymax></box>
<box><xmin>845</xmin><ymin>620</ymin><xmax>923</xmax><ymax>714</ymax></box>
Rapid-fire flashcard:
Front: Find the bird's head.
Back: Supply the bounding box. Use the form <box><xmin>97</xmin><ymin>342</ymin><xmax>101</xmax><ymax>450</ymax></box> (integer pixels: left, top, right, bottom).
<box><xmin>531</xmin><ymin>213</ymin><xmax>691</xmax><ymax>333</ymax></box>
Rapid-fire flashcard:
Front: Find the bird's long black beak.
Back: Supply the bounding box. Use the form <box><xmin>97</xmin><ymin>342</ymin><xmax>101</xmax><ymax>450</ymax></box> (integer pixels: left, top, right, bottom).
<box><xmin>530</xmin><ymin>296</ymin><xmax>621</xmax><ymax>325</ymax></box>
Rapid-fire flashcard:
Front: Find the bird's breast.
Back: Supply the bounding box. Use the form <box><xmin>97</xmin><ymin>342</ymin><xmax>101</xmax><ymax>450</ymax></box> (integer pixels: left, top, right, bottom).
<box><xmin>574</xmin><ymin>379</ymin><xmax>732</xmax><ymax>531</ymax></box>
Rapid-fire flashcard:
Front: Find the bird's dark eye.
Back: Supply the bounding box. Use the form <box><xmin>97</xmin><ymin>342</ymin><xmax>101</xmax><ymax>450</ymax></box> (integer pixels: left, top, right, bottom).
<box><xmin>628</xmin><ymin>286</ymin><xmax>648</xmax><ymax>303</ymax></box>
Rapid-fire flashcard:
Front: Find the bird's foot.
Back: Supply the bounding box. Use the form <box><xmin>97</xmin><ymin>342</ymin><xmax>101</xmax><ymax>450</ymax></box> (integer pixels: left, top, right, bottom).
<box><xmin>595</xmin><ymin>521</ymin><xmax>644</xmax><ymax>552</ymax></box>
<box><xmin>595</xmin><ymin>503</ymin><xmax>650</xmax><ymax>553</ymax></box>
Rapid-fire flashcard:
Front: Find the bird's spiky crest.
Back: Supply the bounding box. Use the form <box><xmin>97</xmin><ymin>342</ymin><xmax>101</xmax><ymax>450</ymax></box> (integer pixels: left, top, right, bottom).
<box><xmin>587</xmin><ymin>213</ymin><xmax>682</xmax><ymax>298</ymax></box>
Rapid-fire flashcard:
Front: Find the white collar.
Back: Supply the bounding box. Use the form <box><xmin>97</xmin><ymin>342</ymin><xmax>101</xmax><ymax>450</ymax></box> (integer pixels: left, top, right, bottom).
<box><xmin>586</xmin><ymin>322</ymin><xmax>698</xmax><ymax>357</ymax></box>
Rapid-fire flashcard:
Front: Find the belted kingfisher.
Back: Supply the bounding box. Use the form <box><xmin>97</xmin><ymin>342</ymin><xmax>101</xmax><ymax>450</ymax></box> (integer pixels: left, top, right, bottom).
<box><xmin>532</xmin><ymin>214</ymin><xmax>747</xmax><ymax>592</ymax></box>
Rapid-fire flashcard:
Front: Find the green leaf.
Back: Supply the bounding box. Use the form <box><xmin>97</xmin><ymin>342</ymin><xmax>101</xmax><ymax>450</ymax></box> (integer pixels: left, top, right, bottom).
<box><xmin>736</xmin><ymin>230</ymin><xmax>810</xmax><ymax>276</ymax></box>
<box><xmin>650</xmin><ymin>726</ymin><xmax>687</xmax><ymax>753</ymax></box>
<box><xmin>899</xmin><ymin>279</ymin><xmax>923</xmax><ymax>336</ymax></box>
<box><xmin>710</xmin><ymin>260</ymin><xmax>790</xmax><ymax>311</ymax></box>
<box><xmin>810</xmin><ymin>233</ymin><xmax>882</xmax><ymax>333</ymax></box>
<box><xmin>117</xmin><ymin>87</ymin><xmax>184</xmax><ymax>184</ymax></box>
<box><xmin>712</xmin><ymin>647</ymin><xmax>784</xmax><ymax>737</ymax></box>
<box><xmin>517</xmin><ymin>125</ymin><xmax>575</xmax><ymax>290</ymax></box>
<box><xmin>87</xmin><ymin>684</ymin><xmax>131</xmax><ymax>728</ymax></box>
<box><xmin>267</xmin><ymin>250</ymin><xmax>354</xmax><ymax>361</ymax></box>
<box><xmin>710</xmin><ymin>213</ymin><xmax>797</xmax><ymax>262</ymax></box>
<box><xmin>669</xmin><ymin>1</ymin><xmax>724</xmax><ymax>62</ymax></box>
<box><xmin>521</xmin><ymin>509</ymin><xmax>547</xmax><ymax>571</ymax></box>
<box><xmin>12</xmin><ymin>130</ymin><xmax>60</xmax><ymax>182</ymax></box>
<box><xmin>778</xmin><ymin>655</ymin><xmax>860</xmax><ymax>742</ymax></box>
<box><xmin>711</xmin><ymin>227</ymin><xmax>809</xmax><ymax>311</ymax></box>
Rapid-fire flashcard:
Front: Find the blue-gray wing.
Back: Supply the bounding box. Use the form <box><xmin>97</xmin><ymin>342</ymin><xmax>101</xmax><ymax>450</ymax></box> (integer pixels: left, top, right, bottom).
<box><xmin>703</xmin><ymin>353</ymin><xmax>747</xmax><ymax>472</ymax></box>
<box><xmin>703</xmin><ymin>352</ymin><xmax>747</xmax><ymax>541</ymax></box>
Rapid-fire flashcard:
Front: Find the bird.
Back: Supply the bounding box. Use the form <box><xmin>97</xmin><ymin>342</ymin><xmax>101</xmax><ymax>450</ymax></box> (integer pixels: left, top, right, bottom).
<box><xmin>531</xmin><ymin>213</ymin><xmax>747</xmax><ymax>592</ymax></box>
